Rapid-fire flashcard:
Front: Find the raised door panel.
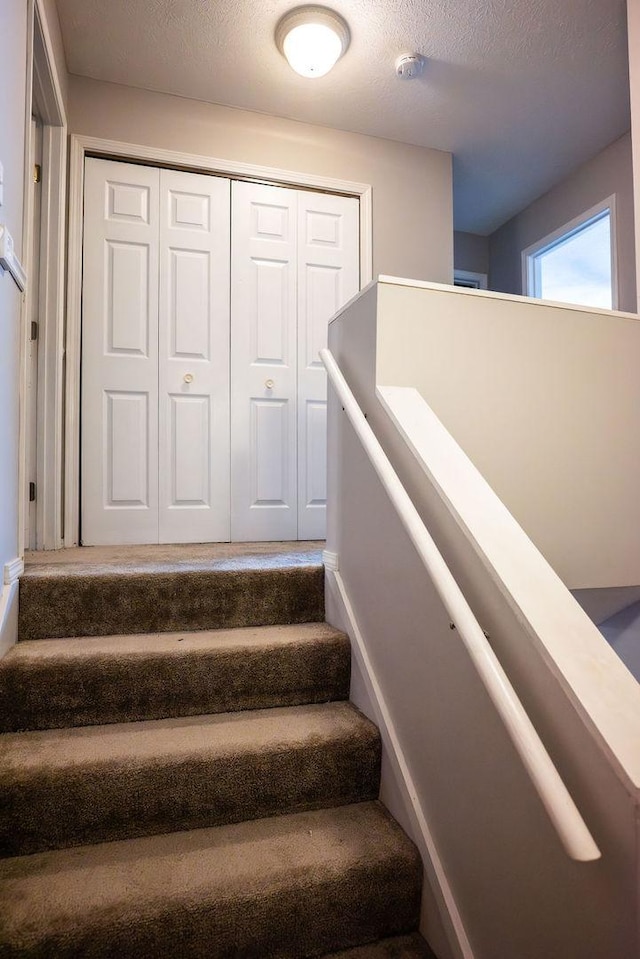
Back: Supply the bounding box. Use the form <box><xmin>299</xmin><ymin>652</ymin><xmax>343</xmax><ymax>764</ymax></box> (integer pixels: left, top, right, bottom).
<box><xmin>231</xmin><ymin>181</ymin><xmax>297</xmax><ymax>541</ymax></box>
<box><xmin>105</xmin><ymin>391</ymin><xmax>150</xmax><ymax>506</ymax></box>
<box><xmin>297</xmin><ymin>192</ymin><xmax>359</xmax><ymax>539</ymax></box>
<box><xmin>158</xmin><ymin>169</ymin><xmax>231</xmax><ymax>543</ymax></box>
<box><xmin>81</xmin><ymin>158</ymin><xmax>160</xmax><ymax>545</ymax></box>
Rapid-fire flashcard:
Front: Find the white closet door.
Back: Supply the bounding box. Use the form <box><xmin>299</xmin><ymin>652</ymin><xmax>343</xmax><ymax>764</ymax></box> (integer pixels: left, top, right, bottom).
<box><xmin>81</xmin><ymin>158</ymin><xmax>160</xmax><ymax>545</ymax></box>
<box><xmin>230</xmin><ymin>181</ymin><xmax>298</xmax><ymax>542</ymax></box>
<box><xmin>158</xmin><ymin>170</ymin><xmax>231</xmax><ymax>543</ymax></box>
<box><xmin>297</xmin><ymin>191</ymin><xmax>359</xmax><ymax>539</ymax></box>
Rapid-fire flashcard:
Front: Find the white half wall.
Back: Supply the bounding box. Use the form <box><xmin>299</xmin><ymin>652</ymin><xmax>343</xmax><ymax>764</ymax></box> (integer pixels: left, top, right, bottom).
<box><xmin>376</xmin><ymin>278</ymin><xmax>640</xmax><ymax>589</ymax></box>
<box><xmin>325</xmin><ymin>281</ymin><xmax>640</xmax><ymax>958</ymax></box>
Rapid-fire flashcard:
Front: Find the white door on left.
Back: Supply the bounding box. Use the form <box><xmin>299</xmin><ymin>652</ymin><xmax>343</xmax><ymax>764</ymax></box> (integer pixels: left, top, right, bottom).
<box><xmin>81</xmin><ymin>158</ymin><xmax>231</xmax><ymax>545</ymax></box>
<box><xmin>82</xmin><ymin>159</ymin><xmax>160</xmax><ymax>545</ymax></box>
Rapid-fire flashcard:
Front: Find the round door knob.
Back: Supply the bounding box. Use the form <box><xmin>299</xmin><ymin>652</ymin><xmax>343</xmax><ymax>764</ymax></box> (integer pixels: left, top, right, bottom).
<box><xmin>183</xmin><ymin>373</ymin><xmax>194</xmax><ymax>384</ymax></box>
<box><xmin>265</xmin><ymin>378</ymin><xmax>274</xmax><ymax>390</ymax></box>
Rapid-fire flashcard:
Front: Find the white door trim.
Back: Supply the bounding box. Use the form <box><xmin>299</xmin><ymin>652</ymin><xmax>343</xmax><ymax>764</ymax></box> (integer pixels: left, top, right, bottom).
<box><xmin>19</xmin><ymin>0</ymin><xmax>67</xmax><ymax>555</ymax></box>
<box><xmin>65</xmin><ymin>134</ymin><xmax>373</xmax><ymax>546</ymax></box>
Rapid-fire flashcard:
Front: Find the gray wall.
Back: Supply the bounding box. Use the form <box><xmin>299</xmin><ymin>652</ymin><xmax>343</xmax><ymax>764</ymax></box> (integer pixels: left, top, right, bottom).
<box><xmin>0</xmin><ymin>0</ymin><xmax>29</xmax><ymax>652</ymax></box>
<box><xmin>453</xmin><ymin>230</ymin><xmax>489</xmax><ymax>276</ymax></box>
<box><xmin>490</xmin><ymin>133</ymin><xmax>637</xmax><ymax>313</ymax></box>
<box><xmin>68</xmin><ymin>77</ymin><xmax>454</xmax><ymax>285</ymax></box>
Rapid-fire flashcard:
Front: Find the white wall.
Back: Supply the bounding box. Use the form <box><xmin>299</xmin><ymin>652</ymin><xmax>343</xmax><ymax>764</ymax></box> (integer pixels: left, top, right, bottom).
<box><xmin>326</xmin><ymin>281</ymin><xmax>640</xmax><ymax>959</ymax></box>
<box><xmin>490</xmin><ymin>133</ymin><xmax>637</xmax><ymax>313</ymax></box>
<box><xmin>0</xmin><ymin>0</ymin><xmax>29</xmax><ymax>654</ymax></box>
<box><xmin>629</xmin><ymin>0</ymin><xmax>640</xmax><ymax>312</ymax></box>
<box><xmin>376</xmin><ymin>279</ymin><xmax>640</xmax><ymax>590</ymax></box>
<box><xmin>67</xmin><ymin>76</ymin><xmax>453</xmax><ymax>284</ymax></box>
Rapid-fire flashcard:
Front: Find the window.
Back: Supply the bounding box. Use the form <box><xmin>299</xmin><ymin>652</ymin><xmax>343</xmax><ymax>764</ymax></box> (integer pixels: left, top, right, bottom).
<box><xmin>453</xmin><ymin>269</ymin><xmax>488</xmax><ymax>290</ymax></box>
<box><xmin>523</xmin><ymin>197</ymin><xmax>617</xmax><ymax>310</ymax></box>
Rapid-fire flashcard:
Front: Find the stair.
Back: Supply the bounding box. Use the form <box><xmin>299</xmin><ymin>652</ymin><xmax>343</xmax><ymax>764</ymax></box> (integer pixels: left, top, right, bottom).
<box><xmin>0</xmin><ymin>623</ymin><xmax>350</xmax><ymax>731</ymax></box>
<box><xmin>0</xmin><ymin>546</ymin><xmax>435</xmax><ymax>958</ymax></box>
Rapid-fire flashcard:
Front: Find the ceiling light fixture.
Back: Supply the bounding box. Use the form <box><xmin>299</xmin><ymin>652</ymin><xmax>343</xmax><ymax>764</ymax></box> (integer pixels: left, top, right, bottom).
<box><xmin>275</xmin><ymin>6</ymin><xmax>350</xmax><ymax>79</ymax></box>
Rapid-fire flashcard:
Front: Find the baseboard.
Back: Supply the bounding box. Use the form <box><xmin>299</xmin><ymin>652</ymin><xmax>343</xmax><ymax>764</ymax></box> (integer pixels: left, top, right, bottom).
<box><xmin>322</xmin><ymin>550</ymin><xmax>339</xmax><ymax>572</ymax></box>
<box><xmin>325</xmin><ymin>567</ymin><xmax>474</xmax><ymax>959</ymax></box>
<box><xmin>0</xmin><ymin>579</ymin><xmax>19</xmax><ymax>659</ymax></box>
<box><xmin>4</xmin><ymin>557</ymin><xmax>24</xmax><ymax>585</ymax></box>
<box><xmin>1</xmin><ymin>557</ymin><xmax>23</xmax><ymax>658</ymax></box>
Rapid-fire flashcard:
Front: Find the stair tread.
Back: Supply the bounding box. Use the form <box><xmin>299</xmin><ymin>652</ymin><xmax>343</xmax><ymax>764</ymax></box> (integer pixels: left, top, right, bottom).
<box><xmin>0</xmin><ymin>622</ymin><xmax>351</xmax><ymax>733</ymax></box>
<box><xmin>23</xmin><ymin>541</ymin><xmax>323</xmax><ymax>577</ymax></box>
<box><xmin>6</xmin><ymin>620</ymin><xmax>344</xmax><ymax>658</ymax></box>
<box><xmin>0</xmin><ymin>701</ymin><xmax>373</xmax><ymax>771</ymax></box>
<box><xmin>0</xmin><ymin>801</ymin><xmax>421</xmax><ymax>956</ymax></box>
<box><xmin>19</xmin><ymin>564</ymin><xmax>325</xmax><ymax>640</ymax></box>
<box><xmin>325</xmin><ymin>934</ymin><xmax>436</xmax><ymax>958</ymax></box>
<box><xmin>0</xmin><ymin>701</ymin><xmax>380</xmax><ymax>856</ymax></box>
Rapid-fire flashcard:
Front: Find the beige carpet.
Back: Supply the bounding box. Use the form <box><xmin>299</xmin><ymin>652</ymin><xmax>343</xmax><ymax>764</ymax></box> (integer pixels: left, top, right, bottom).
<box><xmin>0</xmin><ymin>544</ymin><xmax>437</xmax><ymax>958</ymax></box>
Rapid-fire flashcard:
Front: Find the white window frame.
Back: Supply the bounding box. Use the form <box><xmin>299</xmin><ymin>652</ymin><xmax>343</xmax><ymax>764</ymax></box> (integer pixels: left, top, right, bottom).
<box><xmin>453</xmin><ymin>269</ymin><xmax>488</xmax><ymax>290</ymax></box>
<box><xmin>521</xmin><ymin>195</ymin><xmax>618</xmax><ymax>310</ymax></box>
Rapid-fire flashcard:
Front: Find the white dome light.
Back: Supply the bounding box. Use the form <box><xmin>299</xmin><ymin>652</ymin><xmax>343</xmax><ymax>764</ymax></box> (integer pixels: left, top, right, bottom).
<box><xmin>276</xmin><ymin>6</ymin><xmax>350</xmax><ymax>79</ymax></box>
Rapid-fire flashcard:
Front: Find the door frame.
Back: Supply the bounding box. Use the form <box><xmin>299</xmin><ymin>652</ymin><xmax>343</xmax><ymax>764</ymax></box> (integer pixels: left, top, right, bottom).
<box><xmin>19</xmin><ymin>0</ymin><xmax>68</xmax><ymax>555</ymax></box>
<box><xmin>65</xmin><ymin>134</ymin><xmax>373</xmax><ymax>546</ymax></box>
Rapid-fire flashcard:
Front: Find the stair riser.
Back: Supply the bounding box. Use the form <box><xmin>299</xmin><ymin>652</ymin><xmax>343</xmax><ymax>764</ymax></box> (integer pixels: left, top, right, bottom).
<box><xmin>0</xmin><ymin>735</ymin><xmax>381</xmax><ymax>857</ymax></box>
<box><xmin>0</xmin><ymin>639</ymin><xmax>350</xmax><ymax>732</ymax></box>
<box><xmin>0</xmin><ymin>859</ymin><xmax>422</xmax><ymax>959</ymax></box>
<box><xmin>19</xmin><ymin>566</ymin><xmax>324</xmax><ymax>640</ymax></box>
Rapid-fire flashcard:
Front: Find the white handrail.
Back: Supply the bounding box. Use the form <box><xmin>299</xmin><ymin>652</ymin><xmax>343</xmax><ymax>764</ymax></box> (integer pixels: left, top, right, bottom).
<box><xmin>320</xmin><ymin>347</ymin><xmax>600</xmax><ymax>862</ymax></box>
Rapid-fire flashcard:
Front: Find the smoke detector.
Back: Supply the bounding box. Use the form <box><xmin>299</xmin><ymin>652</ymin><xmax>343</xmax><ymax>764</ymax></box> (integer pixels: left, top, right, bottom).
<box><xmin>395</xmin><ymin>54</ymin><xmax>425</xmax><ymax>80</ymax></box>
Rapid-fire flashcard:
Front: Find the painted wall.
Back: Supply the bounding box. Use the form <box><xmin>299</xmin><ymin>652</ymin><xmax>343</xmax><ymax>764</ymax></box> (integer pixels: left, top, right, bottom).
<box><xmin>453</xmin><ymin>231</ymin><xmax>489</xmax><ymax>277</ymax></box>
<box><xmin>490</xmin><ymin>133</ymin><xmax>637</xmax><ymax>313</ymax></box>
<box><xmin>39</xmin><ymin>0</ymin><xmax>69</xmax><ymax>107</ymax></box>
<box><xmin>629</xmin><ymin>0</ymin><xmax>640</xmax><ymax>312</ymax></box>
<box><xmin>326</xmin><ymin>281</ymin><xmax>640</xmax><ymax>959</ymax></box>
<box><xmin>0</xmin><ymin>0</ymin><xmax>29</xmax><ymax>654</ymax></box>
<box><xmin>67</xmin><ymin>76</ymin><xmax>453</xmax><ymax>284</ymax></box>
<box><xmin>375</xmin><ymin>279</ymin><xmax>640</xmax><ymax>590</ymax></box>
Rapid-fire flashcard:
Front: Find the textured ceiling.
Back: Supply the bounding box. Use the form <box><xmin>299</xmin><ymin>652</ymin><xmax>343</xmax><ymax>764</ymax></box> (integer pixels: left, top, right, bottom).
<box><xmin>55</xmin><ymin>0</ymin><xmax>630</xmax><ymax>234</ymax></box>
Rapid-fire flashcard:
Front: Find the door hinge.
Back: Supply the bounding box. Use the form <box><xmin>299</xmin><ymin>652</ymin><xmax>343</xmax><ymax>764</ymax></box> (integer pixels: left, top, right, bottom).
<box><xmin>29</xmin><ymin>482</ymin><xmax>36</xmax><ymax>503</ymax></box>
<box><xmin>33</xmin><ymin>164</ymin><xmax>41</xmax><ymax>184</ymax></box>
<box><xmin>30</xmin><ymin>321</ymin><xmax>38</xmax><ymax>341</ymax></box>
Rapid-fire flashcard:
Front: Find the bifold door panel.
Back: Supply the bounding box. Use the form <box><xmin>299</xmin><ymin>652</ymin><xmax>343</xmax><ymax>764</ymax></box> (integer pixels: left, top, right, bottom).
<box><xmin>81</xmin><ymin>159</ymin><xmax>359</xmax><ymax>545</ymax></box>
<box><xmin>230</xmin><ymin>182</ymin><xmax>298</xmax><ymax>542</ymax></box>
<box><xmin>81</xmin><ymin>159</ymin><xmax>230</xmax><ymax>545</ymax></box>
<box><xmin>158</xmin><ymin>169</ymin><xmax>231</xmax><ymax>544</ymax></box>
<box><xmin>82</xmin><ymin>160</ymin><xmax>161</xmax><ymax>545</ymax></box>
<box><xmin>230</xmin><ymin>181</ymin><xmax>359</xmax><ymax>541</ymax></box>
<box><xmin>296</xmin><ymin>189</ymin><xmax>359</xmax><ymax>539</ymax></box>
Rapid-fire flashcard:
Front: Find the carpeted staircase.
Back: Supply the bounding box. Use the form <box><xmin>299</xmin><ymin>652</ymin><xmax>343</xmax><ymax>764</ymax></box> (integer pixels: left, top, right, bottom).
<box><xmin>0</xmin><ymin>547</ymin><xmax>435</xmax><ymax>958</ymax></box>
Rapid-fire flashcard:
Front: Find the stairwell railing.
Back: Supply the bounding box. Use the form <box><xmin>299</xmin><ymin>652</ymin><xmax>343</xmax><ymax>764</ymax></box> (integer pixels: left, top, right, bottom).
<box><xmin>320</xmin><ymin>346</ymin><xmax>600</xmax><ymax>863</ymax></box>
